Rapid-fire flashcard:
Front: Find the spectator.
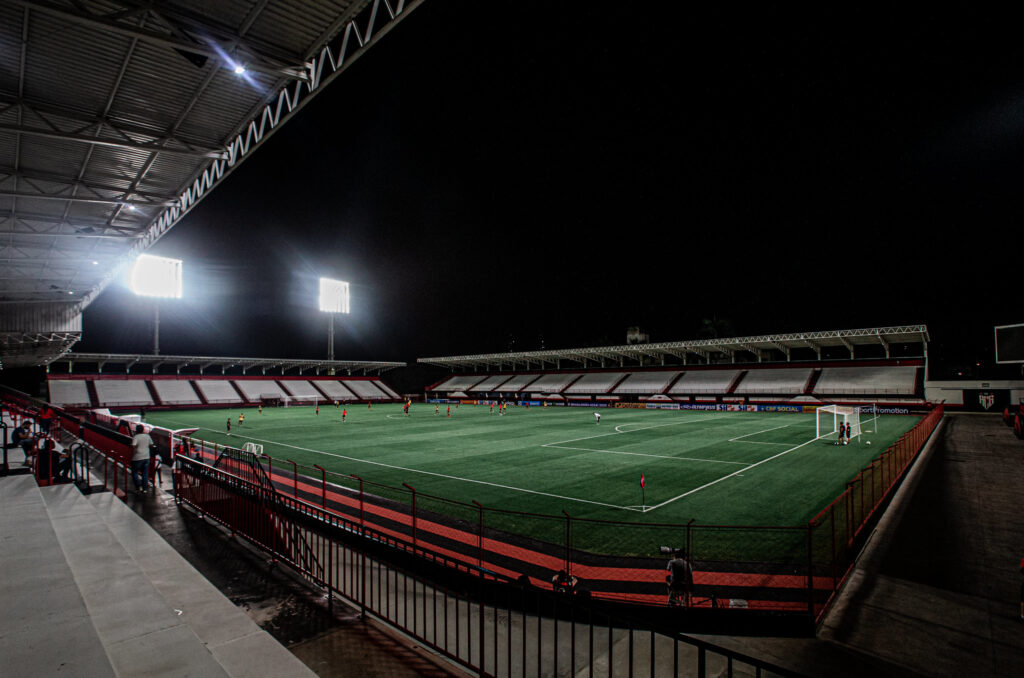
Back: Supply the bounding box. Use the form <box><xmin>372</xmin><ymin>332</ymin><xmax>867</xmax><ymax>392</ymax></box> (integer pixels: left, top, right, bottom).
<box><xmin>130</xmin><ymin>424</ymin><xmax>154</xmax><ymax>494</ymax></box>
<box><xmin>36</xmin><ymin>439</ymin><xmax>71</xmax><ymax>483</ymax></box>
<box><xmin>38</xmin><ymin>406</ymin><xmax>55</xmax><ymax>435</ymax></box>
<box><xmin>11</xmin><ymin>421</ymin><xmax>38</xmax><ymax>466</ymax></box>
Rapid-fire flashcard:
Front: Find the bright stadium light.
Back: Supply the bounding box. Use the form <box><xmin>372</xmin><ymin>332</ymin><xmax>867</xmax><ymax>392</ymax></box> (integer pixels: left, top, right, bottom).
<box><xmin>130</xmin><ymin>254</ymin><xmax>183</xmax><ymax>355</ymax></box>
<box><xmin>130</xmin><ymin>254</ymin><xmax>183</xmax><ymax>299</ymax></box>
<box><xmin>319</xmin><ymin>277</ymin><xmax>350</xmax><ymax>314</ymax></box>
<box><xmin>319</xmin><ymin>277</ymin><xmax>350</xmax><ymax>364</ymax></box>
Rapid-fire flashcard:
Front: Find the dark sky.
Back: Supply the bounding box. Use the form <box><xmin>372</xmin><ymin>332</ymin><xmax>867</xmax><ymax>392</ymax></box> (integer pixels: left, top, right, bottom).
<box><xmin>77</xmin><ymin>3</ymin><xmax>1024</xmax><ymax>373</ymax></box>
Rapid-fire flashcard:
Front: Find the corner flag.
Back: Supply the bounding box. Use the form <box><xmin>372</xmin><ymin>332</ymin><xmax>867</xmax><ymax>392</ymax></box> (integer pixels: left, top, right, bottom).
<box><xmin>640</xmin><ymin>473</ymin><xmax>645</xmax><ymax>489</ymax></box>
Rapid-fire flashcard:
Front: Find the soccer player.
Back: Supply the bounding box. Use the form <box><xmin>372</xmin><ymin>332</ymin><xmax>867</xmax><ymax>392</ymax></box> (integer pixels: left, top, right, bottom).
<box><xmin>342</xmin><ymin>408</ymin><xmax>347</xmax><ymax>422</ymax></box>
<box><xmin>404</xmin><ymin>401</ymin><xmax>410</xmax><ymax>416</ymax></box>
<box><xmin>595</xmin><ymin>412</ymin><xmax>601</xmax><ymax>425</ymax></box>
<box><xmin>844</xmin><ymin>422</ymin><xmax>851</xmax><ymax>445</ymax></box>
<box><xmin>226</xmin><ymin>418</ymin><xmax>231</xmax><ymax>436</ymax></box>
<box><xmin>835</xmin><ymin>421</ymin><xmax>844</xmax><ymax>446</ymax></box>
<box><xmin>258</xmin><ymin>404</ymin><xmax>263</xmax><ymax>415</ymax></box>
<box><xmin>490</xmin><ymin>402</ymin><xmax>494</xmax><ymax>414</ymax></box>
<box><xmin>447</xmin><ymin>405</ymin><xmax>451</xmax><ymax>418</ymax></box>
<box><xmin>238</xmin><ymin>413</ymin><xmax>244</xmax><ymax>426</ymax></box>
<box><xmin>316</xmin><ymin>403</ymin><xmax>319</xmax><ymax>416</ymax></box>
<box><xmin>435</xmin><ymin>404</ymin><xmax>440</xmax><ymax>416</ymax></box>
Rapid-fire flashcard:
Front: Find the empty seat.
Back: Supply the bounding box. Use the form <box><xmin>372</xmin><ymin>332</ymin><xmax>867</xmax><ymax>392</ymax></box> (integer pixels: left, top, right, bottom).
<box><xmin>566</xmin><ymin>373</ymin><xmax>625</xmax><ymax>394</ymax></box>
<box><xmin>48</xmin><ymin>379</ymin><xmax>91</xmax><ymax>406</ymax></box>
<box><xmin>151</xmin><ymin>380</ymin><xmax>201</xmax><ymax>405</ymax></box>
<box><xmin>193</xmin><ymin>380</ymin><xmax>243</xmax><ymax>404</ymax></box>
<box><xmin>734</xmin><ymin>368</ymin><xmax>812</xmax><ymax>394</ymax></box>
<box><xmin>92</xmin><ymin>380</ymin><xmax>153</xmax><ymax>408</ymax></box>
<box><xmin>668</xmin><ymin>370</ymin><xmax>739</xmax><ymax>394</ymax></box>
<box><xmin>314</xmin><ymin>380</ymin><xmax>356</xmax><ymax>400</ymax></box>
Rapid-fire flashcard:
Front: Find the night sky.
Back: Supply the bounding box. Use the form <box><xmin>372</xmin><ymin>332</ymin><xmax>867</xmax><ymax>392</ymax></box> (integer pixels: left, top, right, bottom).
<box><xmin>75</xmin><ymin>4</ymin><xmax>1024</xmax><ymax>376</ymax></box>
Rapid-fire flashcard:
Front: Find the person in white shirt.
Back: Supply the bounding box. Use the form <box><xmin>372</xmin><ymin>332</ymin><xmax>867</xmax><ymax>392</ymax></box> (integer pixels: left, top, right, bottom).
<box><xmin>130</xmin><ymin>424</ymin><xmax>154</xmax><ymax>494</ymax></box>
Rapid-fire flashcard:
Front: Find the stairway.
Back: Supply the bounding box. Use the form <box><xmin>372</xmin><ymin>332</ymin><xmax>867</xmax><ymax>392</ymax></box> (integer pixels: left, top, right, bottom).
<box><xmin>0</xmin><ymin>475</ymin><xmax>315</xmax><ymax>677</ymax></box>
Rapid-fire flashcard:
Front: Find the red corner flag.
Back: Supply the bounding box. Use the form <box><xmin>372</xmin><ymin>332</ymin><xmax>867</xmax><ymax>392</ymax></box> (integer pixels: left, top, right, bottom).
<box><xmin>640</xmin><ymin>473</ymin><xmax>645</xmax><ymax>489</ymax></box>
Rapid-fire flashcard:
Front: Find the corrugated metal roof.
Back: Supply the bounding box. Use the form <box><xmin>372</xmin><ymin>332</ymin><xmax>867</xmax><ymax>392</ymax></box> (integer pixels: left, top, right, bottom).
<box><xmin>0</xmin><ymin>0</ymin><xmax>424</xmax><ymax>368</ymax></box>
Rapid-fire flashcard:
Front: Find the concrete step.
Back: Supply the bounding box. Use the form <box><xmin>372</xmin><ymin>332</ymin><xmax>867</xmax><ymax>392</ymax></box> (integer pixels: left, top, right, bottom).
<box><xmin>0</xmin><ymin>475</ymin><xmax>116</xmax><ymax>677</ymax></box>
<box><xmin>40</xmin><ymin>481</ymin><xmax>232</xmax><ymax>677</ymax></box>
<box><xmin>86</xmin><ymin>490</ymin><xmax>316</xmax><ymax>678</ymax></box>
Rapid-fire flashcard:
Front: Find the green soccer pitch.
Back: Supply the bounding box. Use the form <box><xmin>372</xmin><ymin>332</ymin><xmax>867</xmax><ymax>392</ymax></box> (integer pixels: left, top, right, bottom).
<box><xmin>144</xmin><ymin>403</ymin><xmax>920</xmax><ymax>531</ymax></box>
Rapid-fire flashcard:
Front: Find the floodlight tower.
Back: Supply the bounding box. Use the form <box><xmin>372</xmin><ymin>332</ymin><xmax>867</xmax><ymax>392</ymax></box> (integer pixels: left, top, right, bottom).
<box><xmin>319</xmin><ymin>278</ymin><xmax>350</xmax><ymax>366</ymax></box>
<box><xmin>129</xmin><ymin>254</ymin><xmax>183</xmax><ymax>355</ymax></box>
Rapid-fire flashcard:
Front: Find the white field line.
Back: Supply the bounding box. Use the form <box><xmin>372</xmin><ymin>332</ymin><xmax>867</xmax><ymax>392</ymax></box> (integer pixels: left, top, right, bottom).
<box><xmin>190</xmin><ymin>428</ymin><xmax>640</xmax><ymax>512</ymax></box>
<box><xmin>543</xmin><ymin>444</ymin><xmax>748</xmax><ymax>465</ymax></box>
<box><xmin>728</xmin><ymin>422</ymin><xmax>794</xmax><ymax>445</ymax></box>
<box><xmin>547</xmin><ymin>415</ymin><xmax>724</xmax><ymax>448</ymax></box>
<box><xmin>642</xmin><ymin>435</ymin><xmax>822</xmax><ymax>513</ymax></box>
<box><xmin>543</xmin><ymin>415</ymin><xmax>740</xmax><ymax>465</ymax></box>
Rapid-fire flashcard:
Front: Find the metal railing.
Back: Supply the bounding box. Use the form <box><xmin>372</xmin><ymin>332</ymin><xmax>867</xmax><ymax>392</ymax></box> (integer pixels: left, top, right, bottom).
<box><xmin>173</xmin><ymin>454</ymin><xmax>802</xmax><ymax>677</ymax></box>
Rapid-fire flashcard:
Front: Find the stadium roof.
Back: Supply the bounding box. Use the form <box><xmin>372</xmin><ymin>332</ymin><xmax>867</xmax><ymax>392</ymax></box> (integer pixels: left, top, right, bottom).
<box><xmin>50</xmin><ymin>352</ymin><xmax>404</xmax><ymax>375</ymax></box>
<box><xmin>418</xmin><ymin>325</ymin><xmax>930</xmax><ymax>371</ymax></box>
<box><xmin>0</xmin><ymin>0</ymin><xmax>424</xmax><ymax>369</ymax></box>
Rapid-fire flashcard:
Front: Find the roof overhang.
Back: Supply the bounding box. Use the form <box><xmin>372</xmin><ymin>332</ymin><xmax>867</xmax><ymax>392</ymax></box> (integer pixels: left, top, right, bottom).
<box><xmin>0</xmin><ymin>0</ymin><xmax>424</xmax><ymax>368</ymax></box>
<box><xmin>418</xmin><ymin>325</ymin><xmax>930</xmax><ymax>371</ymax></box>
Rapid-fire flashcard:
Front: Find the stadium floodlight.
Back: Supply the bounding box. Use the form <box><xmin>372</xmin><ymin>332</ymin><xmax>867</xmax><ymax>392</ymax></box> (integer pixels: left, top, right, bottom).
<box><xmin>319</xmin><ymin>277</ymin><xmax>350</xmax><ymax>363</ymax></box>
<box><xmin>130</xmin><ymin>254</ymin><xmax>183</xmax><ymax>299</ymax></box>
<box><xmin>130</xmin><ymin>254</ymin><xmax>183</xmax><ymax>355</ymax></box>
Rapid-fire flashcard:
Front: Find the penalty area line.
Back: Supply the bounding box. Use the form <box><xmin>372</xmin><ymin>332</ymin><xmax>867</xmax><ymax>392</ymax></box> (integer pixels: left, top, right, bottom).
<box><xmin>193</xmin><ymin>428</ymin><xmax>641</xmax><ymax>513</ymax></box>
<box><xmin>642</xmin><ymin>435</ymin><xmax>821</xmax><ymax>513</ymax></box>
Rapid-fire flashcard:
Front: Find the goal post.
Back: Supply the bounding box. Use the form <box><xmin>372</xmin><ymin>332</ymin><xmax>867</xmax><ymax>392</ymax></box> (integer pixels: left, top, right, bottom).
<box><xmin>816</xmin><ymin>404</ymin><xmax>862</xmax><ymax>440</ymax></box>
<box><xmin>242</xmin><ymin>442</ymin><xmax>263</xmax><ymax>455</ymax></box>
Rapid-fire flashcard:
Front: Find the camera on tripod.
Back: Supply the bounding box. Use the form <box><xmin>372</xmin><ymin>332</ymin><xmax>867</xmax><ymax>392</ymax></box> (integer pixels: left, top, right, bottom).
<box><xmin>660</xmin><ymin>546</ymin><xmax>684</xmax><ymax>556</ymax></box>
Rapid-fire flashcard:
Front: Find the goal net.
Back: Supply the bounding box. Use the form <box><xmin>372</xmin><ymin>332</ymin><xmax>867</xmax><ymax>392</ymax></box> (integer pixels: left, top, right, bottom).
<box><xmin>816</xmin><ymin>405</ymin><xmax>862</xmax><ymax>441</ymax></box>
<box><xmin>242</xmin><ymin>442</ymin><xmax>263</xmax><ymax>455</ymax></box>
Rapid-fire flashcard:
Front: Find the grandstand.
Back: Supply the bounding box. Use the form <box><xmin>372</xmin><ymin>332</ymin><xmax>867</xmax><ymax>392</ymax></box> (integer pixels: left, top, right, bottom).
<box><xmin>344</xmin><ymin>379</ymin><xmax>388</xmax><ymax>400</ymax></box>
<box><xmin>614</xmin><ymin>370</ymin><xmax>680</xmax><ymax>395</ymax></box>
<box><xmin>233</xmin><ymin>379</ymin><xmax>288</xmax><ymax>402</ymax></box>
<box><xmin>565</xmin><ymin>372</ymin><xmax>627</xmax><ymax>394</ymax></box>
<box><xmin>421</xmin><ymin>328</ymin><xmax>931</xmax><ymax>408</ymax></box>
<box><xmin>92</xmin><ymin>379</ymin><xmax>153</xmax><ymax>408</ymax></box>
<box><xmin>47</xmin><ymin>379</ymin><xmax>91</xmax><ymax>407</ymax></box>
<box><xmin>669</xmin><ymin>369</ymin><xmax>741</xmax><ymax>396</ymax></box>
<box><xmin>734</xmin><ymin>367</ymin><xmax>814</xmax><ymax>395</ymax></box>
<box><xmin>279</xmin><ymin>380</ymin><xmax>325</xmax><ymax>402</ymax></box>
<box><xmin>815</xmin><ymin>365</ymin><xmax>919</xmax><ymax>397</ymax></box>
<box><xmin>150</xmin><ymin>379</ymin><xmax>202</xmax><ymax>406</ymax></box>
<box><xmin>315</xmin><ymin>380</ymin><xmax>357</xmax><ymax>402</ymax></box>
<box><xmin>193</xmin><ymin>380</ymin><xmax>244</xmax><ymax>405</ymax></box>
<box><xmin>527</xmin><ymin>372</ymin><xmax>583</xmax><ymax>394</ymax></box>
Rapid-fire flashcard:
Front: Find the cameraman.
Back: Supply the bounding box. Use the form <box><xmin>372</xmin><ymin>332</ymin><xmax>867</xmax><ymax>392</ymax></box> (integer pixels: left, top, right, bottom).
<box><xmin>666</xmin><ymin>549</ymin><xmax>694</xmax><ymax>607</ymax></box>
